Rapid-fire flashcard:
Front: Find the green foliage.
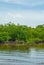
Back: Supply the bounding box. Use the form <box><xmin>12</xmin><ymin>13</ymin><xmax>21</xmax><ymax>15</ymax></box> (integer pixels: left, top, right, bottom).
<box><xmin>0</xmin><ymin>23</ymin><xmax>44</xmax><ymax>44</ymax></box>
<box><xmin>0</xmin><ymin>32</ymin><xmax>10</xmax><ymax>42</ymax></box>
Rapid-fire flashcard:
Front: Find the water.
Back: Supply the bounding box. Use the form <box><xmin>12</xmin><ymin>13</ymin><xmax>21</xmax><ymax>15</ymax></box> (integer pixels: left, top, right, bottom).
<box><xmin>0</xmin><ymin>48</ymin><xmax>44</xmax><ymax>65</ymax></box>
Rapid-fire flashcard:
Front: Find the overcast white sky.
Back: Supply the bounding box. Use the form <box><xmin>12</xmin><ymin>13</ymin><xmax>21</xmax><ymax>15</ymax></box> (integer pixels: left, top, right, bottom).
<box><xmin>0</xmin><ymin>0</ymin><xmax>44</xmax><ymax>27</ymax></box>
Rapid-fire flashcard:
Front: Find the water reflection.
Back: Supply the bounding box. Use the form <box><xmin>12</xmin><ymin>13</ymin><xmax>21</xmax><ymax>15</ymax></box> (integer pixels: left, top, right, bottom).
<box><xmin>0</xmin><ymin>48</ymin><xmax>44</xmax><ymax>65</ymax></box>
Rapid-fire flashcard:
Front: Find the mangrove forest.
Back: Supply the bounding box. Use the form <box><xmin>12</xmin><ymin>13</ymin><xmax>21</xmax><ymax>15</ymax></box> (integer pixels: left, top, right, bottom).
<box><xmin>0</xmin><ymin>22</ymin><xmax>44</xmax><ymax>45</ymax></box>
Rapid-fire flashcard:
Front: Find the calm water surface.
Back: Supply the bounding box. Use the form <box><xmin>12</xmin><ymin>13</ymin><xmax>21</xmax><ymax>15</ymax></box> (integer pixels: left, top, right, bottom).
<box><xmin>0</xmin><ymin>48</ymin><xmax>44</xmax><ymax>65</ymax></box>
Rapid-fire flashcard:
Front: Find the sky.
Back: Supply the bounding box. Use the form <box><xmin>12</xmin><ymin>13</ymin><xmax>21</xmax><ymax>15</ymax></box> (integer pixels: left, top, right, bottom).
<box><xmin>0</xmin><ymin>0</ymin><xmax>44</xmax><ymax>27</ymax></box>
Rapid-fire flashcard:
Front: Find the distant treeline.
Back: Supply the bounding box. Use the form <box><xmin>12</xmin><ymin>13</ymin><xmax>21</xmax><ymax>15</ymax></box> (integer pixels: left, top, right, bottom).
<box><xmin>0</xmin><ymin>22</ymin><xmax>44</xmax><ymax>44</ymax></box>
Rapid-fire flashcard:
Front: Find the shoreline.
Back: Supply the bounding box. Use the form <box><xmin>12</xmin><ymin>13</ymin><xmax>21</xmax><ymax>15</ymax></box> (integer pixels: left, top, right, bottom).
<box><xmin>0</xmin><ymin>43</ymin><xmax>44</xmax><ymax>50</ymax></box>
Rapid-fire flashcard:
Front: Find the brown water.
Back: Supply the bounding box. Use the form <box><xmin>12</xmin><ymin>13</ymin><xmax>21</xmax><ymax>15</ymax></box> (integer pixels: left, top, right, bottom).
<box><xmin>0</xmin><ymin>48</ymin><xmax>44</xmax><ymax>65</ymax></box>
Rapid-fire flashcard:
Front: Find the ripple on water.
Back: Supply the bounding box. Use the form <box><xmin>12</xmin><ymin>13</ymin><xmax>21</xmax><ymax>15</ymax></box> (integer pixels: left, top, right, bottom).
<box><xmin>0</xmin><ymin>48</ymin><xmax>44</xmax><ymax>65</ymax></box>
